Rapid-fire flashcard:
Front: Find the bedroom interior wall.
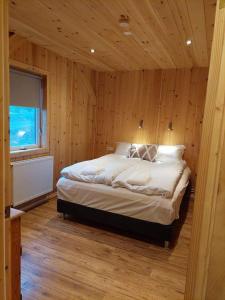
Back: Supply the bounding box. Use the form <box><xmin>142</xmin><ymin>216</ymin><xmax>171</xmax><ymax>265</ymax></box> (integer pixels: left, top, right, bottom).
<box><xmin>9</xmin><ymin>35</ymin><xmax>96</xmax><ymax>186</ymax></box>
<box><xmin>94</xmin><ymin>68</ymin><xmax>208</xmax><ymax>183</ymax></box>
<box><xmin>9</xmin><ymin>36</ymin><xmax>208</xmax><ymax>186</ymax></box>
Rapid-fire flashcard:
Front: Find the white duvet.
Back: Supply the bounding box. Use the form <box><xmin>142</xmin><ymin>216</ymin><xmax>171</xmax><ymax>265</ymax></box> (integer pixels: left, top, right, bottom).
<box><xmin>61</xmin><ymin>154</ymin><xmax>139</xmax><ymax>185</ymax></box>
<box><xmin>112</xmin><ymin>160</ymin><xmax>187</xmax><ymax>198</ymax></box>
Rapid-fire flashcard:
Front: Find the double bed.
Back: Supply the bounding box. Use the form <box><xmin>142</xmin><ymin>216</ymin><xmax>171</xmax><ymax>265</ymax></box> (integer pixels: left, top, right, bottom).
<box><xmin>57</xmin><ymin>143</ymin><xmax>191</xmax><ymax>247</ymax></box>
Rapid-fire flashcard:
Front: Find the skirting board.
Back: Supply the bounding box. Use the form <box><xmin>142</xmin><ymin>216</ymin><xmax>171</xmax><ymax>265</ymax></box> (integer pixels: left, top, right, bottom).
<box><xmin>15</xmin><ymin>191</ymin><xmax>56</xmax><ymax>211</ymax></box>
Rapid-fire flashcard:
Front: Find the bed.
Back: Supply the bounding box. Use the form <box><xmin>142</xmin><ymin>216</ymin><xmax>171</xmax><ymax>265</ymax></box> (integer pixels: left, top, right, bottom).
<box><xmin>57</xmin><ymin>143</ymin><xmax>191</xmax><ymax>247</ymax></box>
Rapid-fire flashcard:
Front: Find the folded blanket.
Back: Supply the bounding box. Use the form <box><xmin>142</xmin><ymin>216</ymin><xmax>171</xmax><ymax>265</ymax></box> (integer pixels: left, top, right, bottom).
<box><xmin>126</xmin><ymin>169</ymin><xmax>151</xmax><ymax>186</ymax></box>
<box><xmin>112</xmin><ymin>160</ymin><xmax>187</xmax><ymax>198</ymax></box>
<box><xmin>61</xmin><ymin>154</ymin><xmax>139</xmax><ymax>185</ymax></box>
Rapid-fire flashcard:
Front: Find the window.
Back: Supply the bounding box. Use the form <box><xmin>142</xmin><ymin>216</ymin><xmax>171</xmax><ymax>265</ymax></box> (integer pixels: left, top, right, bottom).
<box><xmin>10</xmin><ymin>106</ymin><xmax>39</xmax><ymax>148</ymax></box>
<box><xmin>10</xmin><ymin>67</ymin><xmax>46</xmax><ymax>151</ymax></box>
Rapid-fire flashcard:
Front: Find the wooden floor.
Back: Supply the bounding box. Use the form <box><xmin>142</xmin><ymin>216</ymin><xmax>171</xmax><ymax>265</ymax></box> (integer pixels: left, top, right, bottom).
<box><xmin>21</xmin><ymin>198</ymin><xmax>193</xmax><ymax>300</ymax></box>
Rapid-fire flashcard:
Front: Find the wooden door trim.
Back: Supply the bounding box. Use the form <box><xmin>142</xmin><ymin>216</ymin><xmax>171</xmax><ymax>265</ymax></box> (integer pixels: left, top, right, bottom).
<box><xmin>0</xmin><ymin>0</ymin><xmax>11</xmax><ymax>299</ymax></box>
<box><xmin>185</xmin><ymin>1</ymin><xmax>225</xmax><ymax>299</ymax></box>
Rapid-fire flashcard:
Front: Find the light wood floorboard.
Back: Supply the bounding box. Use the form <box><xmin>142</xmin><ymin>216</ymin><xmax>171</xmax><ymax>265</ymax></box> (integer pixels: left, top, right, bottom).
<box><xmin>21</xmin><ymin>198</ymin><xmax>193</xmax><ymax>300</ymax></box>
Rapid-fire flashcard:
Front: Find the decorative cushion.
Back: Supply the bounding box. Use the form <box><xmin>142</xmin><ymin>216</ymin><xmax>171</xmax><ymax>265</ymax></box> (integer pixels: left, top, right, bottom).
<box><xmin>129</xmin><ymin>144</ymin><xmax>158</xmax><ymax>162</ymax></box>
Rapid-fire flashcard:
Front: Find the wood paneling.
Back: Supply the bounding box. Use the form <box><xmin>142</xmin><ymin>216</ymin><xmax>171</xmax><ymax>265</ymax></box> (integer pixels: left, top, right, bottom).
<box><xmin>9</xmin><ymin>35</ymin><xmax>96</xmax><ymax>186</ymax></box>
<box><xmin>9</xmin><ymin>0</ymin><xmax>216</xmax><ymax>71</ymax></box>
<box><xmin>185</xmin><ymin>1</ymin><xmax>225</xmax><ymax>299</ymax></box>
<box><xmin>0</xmin><ymin>0</ymin><xmax>11</xmax><ymax>299</ymax></box>
<box><xmin>95</xmin><ymin>68</ymin><xmax>208</xmax><ymax>183</ymax></box>
<box><xmin>20</xmin><ymin>197</ymin><xmax>193</xmax><ymax>300</ymax></box>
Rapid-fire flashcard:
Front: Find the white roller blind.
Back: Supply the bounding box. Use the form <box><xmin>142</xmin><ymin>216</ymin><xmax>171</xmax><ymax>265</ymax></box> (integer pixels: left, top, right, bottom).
<box><xmin>10</xmin><ymin>68</ymin><xmax>43</xmax><ymax>107</ymax></box>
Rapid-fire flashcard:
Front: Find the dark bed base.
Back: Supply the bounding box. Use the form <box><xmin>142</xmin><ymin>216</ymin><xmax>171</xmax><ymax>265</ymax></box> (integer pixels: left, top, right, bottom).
<box><xmin>57</xmin><ymin>184</ymin><xmax>191</xmax><ymax>247</ymax></box>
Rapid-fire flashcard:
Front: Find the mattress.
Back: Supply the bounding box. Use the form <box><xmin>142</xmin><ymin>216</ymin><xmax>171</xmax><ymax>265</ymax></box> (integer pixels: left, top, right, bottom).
<box><xmin>57</xmin><ymin>167</ymin><xmax>190</xmax><ymax>225</ymax></box>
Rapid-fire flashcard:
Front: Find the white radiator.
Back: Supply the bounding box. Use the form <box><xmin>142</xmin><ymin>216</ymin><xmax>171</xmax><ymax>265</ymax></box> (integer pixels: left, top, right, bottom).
<box><xmin>11</xmin><ymin>156</ymin><xmax>54</xmax><ymax>206</ymax></box>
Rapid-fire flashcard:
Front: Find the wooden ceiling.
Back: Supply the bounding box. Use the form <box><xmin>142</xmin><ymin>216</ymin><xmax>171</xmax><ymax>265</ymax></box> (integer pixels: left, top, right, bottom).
<box><xmin>9</xmin><ymin>0</ymin><xmax>216</xmax><ymax>71</ymax></box>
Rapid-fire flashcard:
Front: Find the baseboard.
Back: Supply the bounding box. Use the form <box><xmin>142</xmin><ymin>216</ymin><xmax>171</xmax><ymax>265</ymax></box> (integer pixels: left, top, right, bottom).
<box><xmin>14</xmin><ymin>191</ymin><xmax>56</xmax><ymax>212</ymax></box>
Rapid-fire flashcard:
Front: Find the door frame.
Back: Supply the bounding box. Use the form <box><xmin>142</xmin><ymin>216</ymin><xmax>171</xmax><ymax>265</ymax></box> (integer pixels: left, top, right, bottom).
<box><xmin>0</xmin><ymin>0</ymin><xmax>11</xmax><ymax>299</ymax></box>
<box><xmin>185</xmin><ymin>0</ymin><xmax>225</xmax><ymax>299</ymax></box>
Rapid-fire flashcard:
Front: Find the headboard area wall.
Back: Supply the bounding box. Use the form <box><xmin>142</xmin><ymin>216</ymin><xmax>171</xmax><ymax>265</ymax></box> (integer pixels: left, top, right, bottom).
<box><xmin>94</xmin><ymin>68</ymin><xmax>208</xmax><ymax>183</ymax></box>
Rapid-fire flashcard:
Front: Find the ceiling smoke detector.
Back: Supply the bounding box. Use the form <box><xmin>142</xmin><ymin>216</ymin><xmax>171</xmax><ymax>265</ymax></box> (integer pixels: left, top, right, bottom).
<box><xmin>119</xmin><ymin>15</ymin><xmax>130</xmax><ymax>28</ymax></box>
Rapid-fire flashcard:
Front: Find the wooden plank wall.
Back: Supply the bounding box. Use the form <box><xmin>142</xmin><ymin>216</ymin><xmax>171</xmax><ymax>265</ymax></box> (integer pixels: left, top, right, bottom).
<box><xmin>9</xmin><ymin>36</ymin><xmax>96</xmax><ymax>186</ymax></box>
<box><xmin>9</xmin><ymin>36</ymin><xmax>208</xmax><ymax>186</ymax></box>
<box><xmin>95</xmin><ymin>68</ymin><xmax>208</xmax><ymax>183</ymax></box>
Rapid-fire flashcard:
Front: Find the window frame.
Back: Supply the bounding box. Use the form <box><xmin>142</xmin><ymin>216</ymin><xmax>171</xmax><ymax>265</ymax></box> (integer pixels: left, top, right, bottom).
<box><xmin>10</xmin><ymin>60</ymin><xmax>49</xmax><ymax>158</ymax></box>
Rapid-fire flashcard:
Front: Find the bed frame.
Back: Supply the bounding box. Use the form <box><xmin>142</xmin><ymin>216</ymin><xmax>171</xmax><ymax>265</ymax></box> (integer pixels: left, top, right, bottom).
<box><xmin>57</xmin><ymin>184</ymin><xmax>191</xmax><ymax>248</ymax></box>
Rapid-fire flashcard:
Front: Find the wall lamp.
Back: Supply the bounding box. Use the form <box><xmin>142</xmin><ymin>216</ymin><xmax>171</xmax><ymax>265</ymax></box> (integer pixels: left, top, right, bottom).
<box><xmin>168</xmin><ymin>121</ymin><xmax>173</xmax><ymax>131</ymax></box>
<box><xmin>139</xmin><ymin>119</ymin><xmax>144</xmax><ymax>129</ymax></box>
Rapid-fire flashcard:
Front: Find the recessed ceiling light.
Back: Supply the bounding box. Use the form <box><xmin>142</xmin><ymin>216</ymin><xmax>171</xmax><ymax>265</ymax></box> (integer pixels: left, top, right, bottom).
<box><xmin>123</xmin><ymin>31</ymin><xmax>132</xmax><ymax>36</ymax></box>
<box><xmin>186</xmin><ymin>39</ymin><xmax>192</xmax><ymax>46</ymax></box>
<box><xmin>90</xmin><ymin>48</ymin><xmax>95</xmax><ymax>53</ymax></box>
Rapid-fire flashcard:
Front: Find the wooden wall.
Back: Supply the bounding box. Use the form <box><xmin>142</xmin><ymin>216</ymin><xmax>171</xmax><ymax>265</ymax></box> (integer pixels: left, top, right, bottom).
<box><xmin>9</xmin><ymin>36</ymin><xmax>96</xmax><ymax>186</ymax></box>
<box><xmin>9</xmin><ymin>36</ymin><xmax>208</xmax><ymax>186</ymax></box>
<box><xmin>95</xmin><ymin>68</ymin><xmax>208</xmax><ymax>182</ymax></box>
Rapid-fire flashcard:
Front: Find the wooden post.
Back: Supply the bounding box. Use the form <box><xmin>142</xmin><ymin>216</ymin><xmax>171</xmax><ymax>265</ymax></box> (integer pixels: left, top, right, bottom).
<box><xmin>0</xmin><ymin>0</ymin><xmax>11</xmax><ymax>299</ymax></box>
<box><xmin>185</xmin><ymin>0</ymin><xmax>225</xmax><ymax>299</ymax></box>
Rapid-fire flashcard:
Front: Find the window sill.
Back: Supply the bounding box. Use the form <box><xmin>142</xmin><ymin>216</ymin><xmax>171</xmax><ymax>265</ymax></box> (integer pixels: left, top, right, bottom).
<box><xmin>10</xmin><ymin>147</ymin><xmax>49</xmax><ymax>159</ymax></box>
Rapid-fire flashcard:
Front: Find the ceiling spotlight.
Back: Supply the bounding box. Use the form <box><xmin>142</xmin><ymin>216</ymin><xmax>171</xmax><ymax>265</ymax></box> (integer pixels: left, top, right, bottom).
<box><xmin>90</xmin><ymin>48</ymin><xmax>95</xmax><ymax>53</ymax></box>
<box><xmin>123</xmin><ymin>31</ymin><xmax>132</xmax><ymax>36</ymax></box>
<box><xmin>186</xmin><ymin>39</ymin><xmax>192</xmax><ymax>46</ymax></box>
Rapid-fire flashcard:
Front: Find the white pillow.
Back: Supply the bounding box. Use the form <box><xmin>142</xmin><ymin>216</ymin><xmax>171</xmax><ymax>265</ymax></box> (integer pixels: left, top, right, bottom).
<box><xmin>155</xmin><ymin>145</ymin><xmax>185</xmax><ymax>162</ymax></box>
<box><xmin>115</xmin><ymin>142</ymin><xmax>131</xmax><ymax>156</ymax></box>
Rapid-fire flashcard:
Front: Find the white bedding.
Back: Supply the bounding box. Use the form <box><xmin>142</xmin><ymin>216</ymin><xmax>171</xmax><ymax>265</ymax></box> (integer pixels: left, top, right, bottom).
<box><xmin>61</xmin><ymin>154</ymin><xmax>139</xmax><ymax>185</ymax></box>
<box><xmin>112</xmin><ymin>160</ymin><xmax>186</xmax><ymax>198</ymax></box>
<box><xmin>57</xmin><ymin>167</ymin><xmax>191</xmax><ymax>225</ymax></box>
